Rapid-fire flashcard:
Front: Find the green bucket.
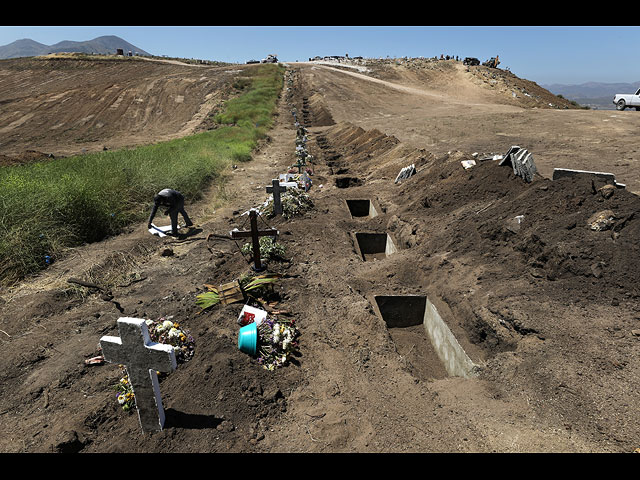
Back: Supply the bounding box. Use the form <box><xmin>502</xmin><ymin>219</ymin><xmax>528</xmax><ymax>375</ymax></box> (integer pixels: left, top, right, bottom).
<box><xmin>238</xmin><ymin>322</ymin><xmax>258</xmax><ymax>356</ymax></box>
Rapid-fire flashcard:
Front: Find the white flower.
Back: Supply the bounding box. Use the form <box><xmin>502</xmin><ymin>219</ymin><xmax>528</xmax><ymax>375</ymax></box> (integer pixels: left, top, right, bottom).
<box><xmin>167</xmin><ymin>327</ymin><xmax>180</xmax><ymax>339</ymax></box>
<box><xmin>117</xmin><ymin>395</ymin><xmax>126</xmax><ymax>405</ymax></box>
<box><xmin>156</xmin><ymin>320</ymin><xmax>174</xmax><ymax>333</ymax></box>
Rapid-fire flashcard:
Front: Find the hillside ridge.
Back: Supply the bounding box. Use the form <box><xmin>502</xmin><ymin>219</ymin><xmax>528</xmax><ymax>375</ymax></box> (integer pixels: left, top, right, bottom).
<box><xmin>0</xmin><ymin>35</ymin><xmax>151</xmax><ymax>59</ymax></box>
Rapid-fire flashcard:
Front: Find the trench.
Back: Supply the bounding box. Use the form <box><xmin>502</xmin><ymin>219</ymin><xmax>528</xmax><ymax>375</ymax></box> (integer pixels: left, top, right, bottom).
<box><xmin>354</xmin><ymin>232</ymin><xmax>397</xmax><ymax>261</ymax></box>
<box><xmin>318</xmin><ymin>118</ymin><xmax>475</xmax><ymax>383</ymax></box>
<box><xmin>335</xmin><ymin>176</ymin><xmax>363</xmax><ymax>188</ymax></box>
<box><xmin>373</xmin><ymin>295</ymin><xmax>476</xmax><ymax>380</ymax></box>
<box><xmin>346</xmin><ymin>199</ymin><xmax>378</xmax><ymax>219</ymax></box>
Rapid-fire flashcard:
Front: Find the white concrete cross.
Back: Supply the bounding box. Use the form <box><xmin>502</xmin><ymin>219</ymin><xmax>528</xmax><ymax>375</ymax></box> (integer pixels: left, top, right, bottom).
<box><xmin>100</xmin><ymin>318</ymin><xmax>177</xmax><ymax>432</ymax></box>
<box><xmin>266</xmin><ymin>179</ymin><xmax>288</xmax><ymax>216</ymax></box>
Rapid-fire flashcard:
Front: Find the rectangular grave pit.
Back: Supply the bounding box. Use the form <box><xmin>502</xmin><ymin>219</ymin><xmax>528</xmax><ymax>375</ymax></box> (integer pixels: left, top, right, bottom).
<box><xmin>346</xmin><ymin>199</ymin><xmax>378</xmax><ymax>219</ymax></box>
<box><xmin>354</xmin><ymin>232</ymin><xmax>396</xmax><ymax>261</ymax></box>
<box><xmin>373</xmin><ymin>295</ymin><xmax>476</xmax><ymax>379</ymax></box>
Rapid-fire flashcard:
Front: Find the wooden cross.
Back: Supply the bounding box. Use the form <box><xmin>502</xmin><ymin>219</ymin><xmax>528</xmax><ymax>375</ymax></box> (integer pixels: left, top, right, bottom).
<box><xmin>294</xmin><ymin>157</ymin><xmax>307</xmax><ymax>173</ymax></box>
<box><xmin>99</xmin><ymin>318</ymin><xmax>177</xmax><ymax>432</ymax></box>
<box><xmin>266</xmin><ymin>179</ymin><xmax>288</xmax><ymax>216</ymax></box>
<box><xmin>230</xmin><ymin>209</ymin><xmax>278</xmax><ymax>272</ymax></box>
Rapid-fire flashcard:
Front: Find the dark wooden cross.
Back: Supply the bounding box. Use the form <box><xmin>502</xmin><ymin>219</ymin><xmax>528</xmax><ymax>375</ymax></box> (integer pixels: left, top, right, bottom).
<box><xmin>266</xmin><ymin>179</ymin><xmax>288</xmax><ymax>216</ymax></box>
<box><xmin>99</xmin><ymin>318</ymin><xmax>177</xmax><ymax>432</ymax></box>
<box><xmin>230</xmin><ymin>209</ymin><xmax>278</xmax><ymax>271</ymax></box>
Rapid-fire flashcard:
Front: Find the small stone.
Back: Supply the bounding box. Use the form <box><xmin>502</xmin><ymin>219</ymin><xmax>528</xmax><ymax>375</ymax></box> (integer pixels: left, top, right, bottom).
<box><xmin>216</xmin><ymin>420</ymin><xmax>235</xmax><ymax>433</ymax></box>
<box><xmin>160</xmin><ymin>248</ymin><xmax>174</xmax><ymax>257</ymax></box>
<box><xmin>587</xmin><ymin>210</ymin><xmax>616</xmax><ymax>231</ymax></box>
<box><xmin>599</xmin><ymin>184</ymin><xmax>615</xmax><ymax>199</ymax></box>
<box><xmin>263</xmin><ymin>386</ymin><xmax>284</xmax><ymax>403</ymax></box>
<box><xmin>591</xmin><ymin>262</ymin><xmax>605</xmax><ymax>278</ymax></box>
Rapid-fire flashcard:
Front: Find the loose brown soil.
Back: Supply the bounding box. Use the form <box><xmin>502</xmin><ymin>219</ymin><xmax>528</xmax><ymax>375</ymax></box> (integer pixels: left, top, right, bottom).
<box><xmin>1</xmin><ymin>56</ymin><xmax>639</xmax><ymax>453</ymax></box>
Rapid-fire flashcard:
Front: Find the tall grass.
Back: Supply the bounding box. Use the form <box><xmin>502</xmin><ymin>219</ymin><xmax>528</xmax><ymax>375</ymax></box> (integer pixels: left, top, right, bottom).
<box><xmin>0</xmin><ymin>63</ymin><xmax>284</xmax><ymax>285</ymax></box>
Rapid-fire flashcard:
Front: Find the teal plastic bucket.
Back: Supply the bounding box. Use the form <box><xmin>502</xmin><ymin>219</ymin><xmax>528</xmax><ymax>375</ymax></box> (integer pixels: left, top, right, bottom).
<box><xmin>238</xmin><ymin>323</ymin><xmax>258</xmax><ymax>356</ymax></box>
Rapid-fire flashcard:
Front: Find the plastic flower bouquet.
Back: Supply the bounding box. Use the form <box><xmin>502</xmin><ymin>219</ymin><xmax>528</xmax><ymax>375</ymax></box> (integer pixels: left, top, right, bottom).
<box><xmin>256</xmin><ymin>317</ymin><xmax>300</xmax><ymax>371</ymax></box>
<box><xmin>114</xmin><ymin>366</ymin><xmax>135</xmax><ymax>411</ymax></box>
<box><xmin>146</xmin><ymin>317</ymin><xmax>195</xmax><ymax>364</ymax></box>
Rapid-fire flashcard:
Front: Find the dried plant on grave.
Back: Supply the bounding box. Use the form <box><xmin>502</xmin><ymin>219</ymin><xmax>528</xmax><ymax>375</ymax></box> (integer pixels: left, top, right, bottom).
<box><xmin>113</xmin><ymin>317</ymin><xmax>195</xmax><ymax>412</ymax></box>
<box><xmin>240</xmin><ymin>273</ymin><xmax>281</xmax><ymax>301</ymax></box>
<box><xmin>195</xmin><ymin>274</ymin><xmax>281</xmax><ymax>312</ymax></box>
<box><xmin>195</xmin><ymin>285</ymin><xmax>222</xmax><ymax>310</ymax></box>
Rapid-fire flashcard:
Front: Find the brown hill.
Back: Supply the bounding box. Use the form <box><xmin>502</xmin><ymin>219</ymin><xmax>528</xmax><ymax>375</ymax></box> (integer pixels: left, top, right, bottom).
<box><xmin>0</xmin><ymin>55</ymin><xmax>246</xmax><ymax>162</ymax></box>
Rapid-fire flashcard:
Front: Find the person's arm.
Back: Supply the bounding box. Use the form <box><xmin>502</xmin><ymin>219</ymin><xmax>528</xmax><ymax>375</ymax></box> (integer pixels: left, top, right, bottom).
<box><xmin>148</xmin><ymin>203</ymin><xmax>159</xmax><ymax>228</ymax></box>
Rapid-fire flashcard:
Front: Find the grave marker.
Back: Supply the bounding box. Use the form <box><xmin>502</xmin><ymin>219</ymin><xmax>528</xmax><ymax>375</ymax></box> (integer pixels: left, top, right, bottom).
<box><xmin>552</xmin><ymin>168</ymin><xmax>626</xmax><ymax>188</ymax></box>
<box><xmin>266</xmin><ymin>179</ymin><xmax>288</xmax><ymax>216</ymax></box>
<box><xmin>395</xmin><ymin>164</ymin><xmax>417</xmax><ymax>184</ymax></box>
<box><xmin>230</xmin><ymin>209</ymin><xmax>279</xmax><ymax>271</ymax></box>
<box><xmin>99</xmin><ymin>318</ymin><xmax>177</xmax><ymax>432</ymax></box>
<box><xmin>499</xmin><ymin>146</ymin><xmax>537</xmax><ymax>182</ymax></box>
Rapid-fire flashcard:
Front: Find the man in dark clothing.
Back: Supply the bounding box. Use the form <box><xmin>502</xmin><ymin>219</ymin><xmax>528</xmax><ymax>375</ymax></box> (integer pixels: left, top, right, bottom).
<box><xmin>147</xmin><ymin>188</ymin><xmax>193</xmax><ymax>235</ymax></box>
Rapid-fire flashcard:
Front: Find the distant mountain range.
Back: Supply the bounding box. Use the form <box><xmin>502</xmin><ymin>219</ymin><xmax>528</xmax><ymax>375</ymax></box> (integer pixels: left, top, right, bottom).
<box><xmin>543</xmin><ymin>81</ymin><xmax>640</xmax><ymax>110</ymax></box>
<box><xmin>0</xmin><ymin>35</ymin><xmax>151</xmax><ymax>59</ymax></box>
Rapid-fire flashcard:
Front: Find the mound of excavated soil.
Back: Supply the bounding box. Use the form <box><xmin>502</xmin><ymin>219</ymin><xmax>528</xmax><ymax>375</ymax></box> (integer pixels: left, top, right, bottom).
<box><xmin>1</xmin><ymin>58</ymin><xmax>639</xmax><ymax>454</ymax></box>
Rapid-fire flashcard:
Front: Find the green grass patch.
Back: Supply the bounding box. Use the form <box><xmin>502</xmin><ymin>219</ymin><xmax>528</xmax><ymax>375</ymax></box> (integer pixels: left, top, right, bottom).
<box><xmin>0</xmin><ymin>63</ymin><xmax>284</xmax><ymax>285</ymax></box>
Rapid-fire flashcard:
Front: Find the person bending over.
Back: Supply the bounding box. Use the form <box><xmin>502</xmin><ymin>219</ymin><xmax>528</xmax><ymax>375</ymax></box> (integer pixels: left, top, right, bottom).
<box><xmin>147</xmin><ymin>188</ymin><xmax>193</xmax><ymax>235</ymax></box>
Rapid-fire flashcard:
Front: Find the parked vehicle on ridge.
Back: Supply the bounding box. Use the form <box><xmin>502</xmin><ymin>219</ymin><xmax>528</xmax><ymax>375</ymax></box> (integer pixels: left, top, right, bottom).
<box><xmin>613</xmin><ymin>88</ymin><xmax>640</xmax><ymax>110</ymax></box>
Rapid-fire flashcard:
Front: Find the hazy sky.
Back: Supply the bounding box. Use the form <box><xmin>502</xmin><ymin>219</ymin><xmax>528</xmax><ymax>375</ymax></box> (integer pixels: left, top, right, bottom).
<box><xmin>1</xmin><ymin>26</ymin><xmax>639</xmax><ymax>86</ymax></box>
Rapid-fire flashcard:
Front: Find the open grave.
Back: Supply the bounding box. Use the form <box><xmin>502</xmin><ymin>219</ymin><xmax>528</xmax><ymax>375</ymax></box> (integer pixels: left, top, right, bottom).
<box><xmin>345</xmin><ymin>199</ymin><xmax>379</xmax><ymax>219</ymax></box>
<box><xmin>372</xmin><ymin>295</ymin><xmax>476</xmax><ymax>381</ymax></box>
<box><xmin>345</xmin><ymin>200</ymin><xmax>378</xmax><ymax>218</ymax></box>
<box><xmin>353</xmin><ymin>232</ymin><xmax>397</xmax><ymax>261</ymax></box>
<box><xmin>335</xmin><ymin>176</ymin><xmax>363</xmax><ymax>188</ymax></box>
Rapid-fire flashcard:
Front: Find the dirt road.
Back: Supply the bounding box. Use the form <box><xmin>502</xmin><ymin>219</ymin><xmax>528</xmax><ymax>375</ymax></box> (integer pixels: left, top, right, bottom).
<box><xmin>300</xmin><ymin>61</ymin><xmax>640</xmax><ymax>193</ymax></box>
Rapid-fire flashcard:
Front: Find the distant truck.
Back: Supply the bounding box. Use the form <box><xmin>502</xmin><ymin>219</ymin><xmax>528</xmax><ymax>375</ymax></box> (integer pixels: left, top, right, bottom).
<box><xmin>463</xmin><ymin>57</ymin><xmax>480</xmax><ymax>66</ymax></box>
<box><xmin>613</xmin><ymin>88</ymin><xmax>640</xmax><ymax>111</ymax></box>
<box><xmin>482</xmin><ymin>55</ymin><xmax>500</xmax><ymax>68</ymax></box>
<box><xmin>261</xmin><ymin>54</ymin><xmax>278</xmax><ymax>63</ymax></box>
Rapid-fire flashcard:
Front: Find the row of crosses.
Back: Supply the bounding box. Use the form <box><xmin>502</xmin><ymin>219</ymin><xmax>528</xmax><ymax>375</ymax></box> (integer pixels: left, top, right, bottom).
<box><xmin>99</xmin><ymin>99</ymin><xmax>310</xmax><ymax>433</ymax></box>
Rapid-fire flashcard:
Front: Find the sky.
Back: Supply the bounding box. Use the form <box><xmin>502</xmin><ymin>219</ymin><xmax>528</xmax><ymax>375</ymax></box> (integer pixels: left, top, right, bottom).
<box><xmin>1</xmin><ymin>25</ymin><xmax>639</xmax><ymax>86</ymax></box>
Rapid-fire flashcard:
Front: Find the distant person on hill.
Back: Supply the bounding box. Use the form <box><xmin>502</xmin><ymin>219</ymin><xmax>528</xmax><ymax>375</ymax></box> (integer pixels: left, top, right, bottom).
<box><xmin>147</xmin><ymin>188</ymin><xmax>193</xmax><ymax>236</ymax></box>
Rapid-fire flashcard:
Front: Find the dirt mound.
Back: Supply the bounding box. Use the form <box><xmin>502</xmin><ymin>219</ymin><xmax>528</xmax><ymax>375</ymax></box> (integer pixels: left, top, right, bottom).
<box><xmin>0</xmin><ymin>150</ymin><xmax>55</xmax><ymax>166</ymax></box>
<box><xmin>350</xmin><ymin>57</ymin><xmax>577</xmax><ymax>110</ymax></box>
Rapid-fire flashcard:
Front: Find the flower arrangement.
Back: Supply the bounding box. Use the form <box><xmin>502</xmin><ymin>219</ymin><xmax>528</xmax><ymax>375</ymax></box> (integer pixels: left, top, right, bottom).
<box><xmin>114</xmin><ymin>366</ymin><xmax>135</xmax><ymax>411</ymax></box>
<box><xmin>256</xmin><ymin>317</ymin><xmax>300</xmax><ymax>371</ymax></box>
<box><xmin>146</xmin><ymin>317</ymin><xmax>195</xmax><ymax>364</ymax></box>
<box><xmin>262</xmin><ymin>188</ymin><xmax>313</xmax><ymax>219</ymax></box>
<box><xmin>241</xmin><ymin>236</ymin><xmax>287</xmax><ymax>260</ymax></box>
<box><xmin>113</xmin><ymin>317</ymin><xmax>195</xmax><ymax>411</ymax></box>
